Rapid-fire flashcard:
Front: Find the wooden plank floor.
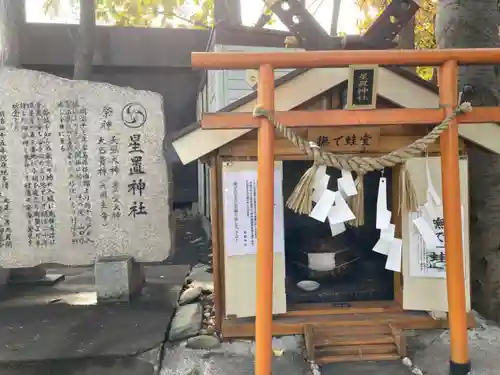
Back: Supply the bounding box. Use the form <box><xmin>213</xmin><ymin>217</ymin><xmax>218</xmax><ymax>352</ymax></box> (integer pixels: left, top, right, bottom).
<box><xmin>221</xmin><ymin>302</ymin><xmax>476</xmax><ymax>338</ymax></box>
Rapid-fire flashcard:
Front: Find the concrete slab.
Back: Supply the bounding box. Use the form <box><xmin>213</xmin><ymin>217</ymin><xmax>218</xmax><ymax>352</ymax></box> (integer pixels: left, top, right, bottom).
<box><xmin>8</xmin><ymin>273</ymin><xmax>65</xmax><ymax>286</ymax></box>
<box><xmin>321</xmin><ymin>361</ymin><xmax>411</xmax><ymax>375</ymax></box>
<box><xmin>411</xmin><ymin>317</ymin><xmax>500</xmax><ymax>375</ymax></box>
<box><xmin>0</xmin><ymin>347</ymin><xmax>161</xmax><ymax>375</ymax></box>
<box><xmin>160</xmin><ymin>340</ymin><xmax>309</xmax><ymax>375</ymax></box>
<box><xmin>0</xmin><ymin>264</ymin><xmax>189</xmax><ymax>363</ymax></box>
<box><xmin>0</xmin><ymin>216</ymin><xmax>206</xmax><ymax>375</ymax></box>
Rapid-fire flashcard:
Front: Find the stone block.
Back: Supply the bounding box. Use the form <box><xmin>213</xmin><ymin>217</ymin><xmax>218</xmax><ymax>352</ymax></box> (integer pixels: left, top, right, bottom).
<box><xmin>9</xmin><ymin>265</ymin><xmax>46</xmax><ymax>282</ymax></box>
<box><xmin>94</xmin><ymin>256</ymin><xmax>145</xmax><ymax>302</ymax></box>
<box><xmin>0</xmin><ymin>268</ymin><xmax>9</xmax><ymax>288</ymax></box>
<box><xmin>0</xmin><ymin>68</ymin><xmax>172</xmax><ymax>267</ymax></box>
<box><xmin>168</xmin><ymin>303</ymin><xmax>202</xmax><ymax>341</ymax></box>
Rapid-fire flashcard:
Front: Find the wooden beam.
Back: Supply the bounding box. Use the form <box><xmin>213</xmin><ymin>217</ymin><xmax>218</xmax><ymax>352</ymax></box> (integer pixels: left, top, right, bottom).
<box><xmin>192</xmin><ymin>48</ymin><xmax>500</xmax><ymax>69</ymax></box>
<box><xmin>221</xmin><ymin>310</ymin><xmax>477</xmax><ymax>339</ymax></box>
<box><xmin>200</xmin><ymin>107</ymin><xmax>500</xmax><ymax>129</ymax></box>
<box><xmin>218</xmin><ymin>135</ymin><xmax>452</xmax><ymax>157</ymax></box>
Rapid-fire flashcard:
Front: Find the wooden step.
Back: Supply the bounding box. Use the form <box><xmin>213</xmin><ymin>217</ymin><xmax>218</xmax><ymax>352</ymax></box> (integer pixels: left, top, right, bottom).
<box><xmin>316</xmin><ymin>334</ymin><xmax>395</xmax><ymax>347</ymax></box>
<box><xmin>315</xmin><ymin>324</ymin><xmax>393</xmax><ymax>338</ymax></box>
<box><xmin>304</xmin><ymin>323</ymin><xmax>407</xmax><ymax>365</ymax></box>
<box><xmin>316</xmin><ymin>353</ymin><xmax>401</xmax><ymax>365</ymax></box>
<box><xmin>317</xmin><ymin>343</ymin><xmax>399</xmax><ymax>356</ymax></box>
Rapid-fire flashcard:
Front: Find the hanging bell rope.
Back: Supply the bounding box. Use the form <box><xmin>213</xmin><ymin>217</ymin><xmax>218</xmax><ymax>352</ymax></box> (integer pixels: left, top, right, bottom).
<box><xmin>252</xmin><ymin>102</ymin><xmax>472</xmax><ymax>217</ymax></box>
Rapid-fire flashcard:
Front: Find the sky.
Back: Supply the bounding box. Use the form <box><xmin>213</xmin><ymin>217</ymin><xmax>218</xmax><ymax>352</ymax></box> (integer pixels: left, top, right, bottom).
<box><xmin>25</xmin><ymin>0</ymin><xmax>366</xmax><ymax>35</ymax></box>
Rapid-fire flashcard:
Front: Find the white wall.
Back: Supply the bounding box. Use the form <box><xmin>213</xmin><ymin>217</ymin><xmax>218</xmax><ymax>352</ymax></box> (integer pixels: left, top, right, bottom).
<box><xmin>209</xmin><ymin>44</ymin><xmax>302</xmax><ymax>111</ymax></box>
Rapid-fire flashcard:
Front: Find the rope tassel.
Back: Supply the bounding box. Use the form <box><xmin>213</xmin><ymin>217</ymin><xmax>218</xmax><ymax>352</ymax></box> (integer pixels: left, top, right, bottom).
<box><xmin>286</xmin><ymin>163</ymin><xmax>319</xmax><ymax>215</ymax></box>
<box><xmin>348</xmin><ymin>174</ymin><xmax>365</xmax><ymax>227</ymax></box>
<box><xmin>398</xmin><ymin>163</ymin><xmax>418</xmax><ymax>214</ymax></box>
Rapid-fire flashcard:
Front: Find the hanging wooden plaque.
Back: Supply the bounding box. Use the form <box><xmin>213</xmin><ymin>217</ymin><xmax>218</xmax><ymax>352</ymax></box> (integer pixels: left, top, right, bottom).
<box><xmin>307</xmin><ymin>127</ymin><xmax>380</xmax><ymax>153</ymax></box>
<box><xmin>346</xmin><ymin>64</ymin><xmax>379</xmax><ymax>110</ymax></box>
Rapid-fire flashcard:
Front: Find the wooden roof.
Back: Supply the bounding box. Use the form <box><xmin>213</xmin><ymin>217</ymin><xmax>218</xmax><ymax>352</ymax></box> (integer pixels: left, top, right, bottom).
<box><xmin>172</xmin><ymin>67</ymin><xmax>500</xmax><ymax>165</ymax></box>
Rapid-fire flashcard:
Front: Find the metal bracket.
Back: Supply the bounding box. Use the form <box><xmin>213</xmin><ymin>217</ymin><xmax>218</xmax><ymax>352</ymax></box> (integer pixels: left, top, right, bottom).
<box><xmin>266</xmin><ymin>0</ymin><xmax>333</xmax><ymax>50</ymax></box>
<box><xmin>361</xmin><ymin>0</ymin><xmax>421</xmax><ymax>49</ymax></box>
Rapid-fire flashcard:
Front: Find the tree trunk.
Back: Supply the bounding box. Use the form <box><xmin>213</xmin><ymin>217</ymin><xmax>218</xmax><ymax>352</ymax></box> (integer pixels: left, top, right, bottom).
<box><xmin>73</xmin><ymin>0</ymin><xmax>95</xmax><ymax>80</ymax></box>
<box><xmin>0</xmin><ymin>0</ymin><xmax>24</xmax><ymax>68</ymax></box>
<box><xmin>214</xmin><ymin>0</ymin><xmax>241</xmax><ymax>26</ymax></box>
<box><xmin>435</xmin><ymin>0</ymin><xmax>500</xmax><ymax>321</ymax></box>
<box><xmin>330</xmin><ymin>0</ymin><xmax>342</xmax><ymax>36</ymax></box>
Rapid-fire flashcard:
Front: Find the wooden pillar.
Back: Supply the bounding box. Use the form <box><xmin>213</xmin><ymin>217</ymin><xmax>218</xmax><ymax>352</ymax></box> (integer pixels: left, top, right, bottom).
<box><xmin>210</xmin><ymin>154</ymin><xmax>223</xmax><ymax>333</ymax></box>
<box><xmin>439</xmin><ymin>60</ymin><xmax>471</xmax><ymax>375</ymax></box>
<box><xmin>255</xmin><ymin>64</ymin><xmax>275</xmax><ymax>375</ymax></box>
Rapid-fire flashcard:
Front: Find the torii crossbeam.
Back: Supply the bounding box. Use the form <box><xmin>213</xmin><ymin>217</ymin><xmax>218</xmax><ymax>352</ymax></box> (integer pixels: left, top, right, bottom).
<box><xmin>192</xmin><ymin>48</ymin><xmax>500</xmax><ymax>375</ymax></box>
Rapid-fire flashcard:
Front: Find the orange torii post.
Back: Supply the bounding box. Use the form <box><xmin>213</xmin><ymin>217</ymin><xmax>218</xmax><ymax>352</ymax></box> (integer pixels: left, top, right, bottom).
<box><xmin>192</xmin><ymin>48</ymin><xmax>500</xmax><ymax>375</ymax></box>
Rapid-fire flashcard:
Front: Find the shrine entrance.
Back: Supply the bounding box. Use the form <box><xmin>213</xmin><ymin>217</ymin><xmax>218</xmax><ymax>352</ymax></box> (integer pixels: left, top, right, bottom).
<box><xmin>192</xmin><ymin>48</ymin><xmax>500</xmax><ymax>375</ymax></box>
<box><xmin>283</xmin><ymin>162</ymin><xmax>394</xmax><ymax>306</ymax></box>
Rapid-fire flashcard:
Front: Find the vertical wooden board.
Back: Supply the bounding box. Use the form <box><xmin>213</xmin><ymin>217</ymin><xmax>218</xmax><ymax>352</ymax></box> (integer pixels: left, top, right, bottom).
<box><xmin>206</xmin><ymin>163</ymin><xmax>211</xmax><ymax>220</ymax></box>
<box><xmin>304</xmin><ymin>324</ymin><xmax>315</xmax><ymax>361</ymax></box>
<box><xmin>402</xmin><ymin>157</ymin><xmax>471</xmax><ymax>312</ymax></box>
<box><xmin>210</xmin><ymin>155</ymin><xmax>223</xmax><ymax>331</ymax></box>
<box><xmin>198</xmin><ymin>160</ymin><xmax>205</xmax><ymax>216</ymax></box>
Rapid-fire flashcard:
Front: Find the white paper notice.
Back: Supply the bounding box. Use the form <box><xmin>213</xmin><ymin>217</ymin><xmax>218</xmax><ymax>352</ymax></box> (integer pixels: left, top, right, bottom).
<box><xmin>312</xmin><ymin>174</ymin><xmax>330</xmax><ymax>202</ymax></box>
<box><xmin>338</xmin><ymin>170</ymin><xmax>357</xmax><ymax>197</ymax></box>
<box><xmin>409</xmin><ymin>205</ymin><xmax>465</xmax><ymax>278</ymax></box>
<box><xmin>413</xmin><ymin>216</ymin><xmax>441</xmax><ymax>250</ymax></box>
<box><xmin>423</xmin><ymin>199</ymin><xmax>438</xmax><ymax>220</ymax></box>
<box><xmin>327</xmin><ymin>191</ymin><xmax>356</xmax><ymax>225</ymax></box>
<box><xmin>376</xmin><ymin>177</ymin><xmax>391</xmax><ymax>230</ymax></box>
<box><xmin>312</xmin><ymin>165</ymin><xmax>327</xmax><ymax>190</ymax></box>
<box><xmin>373</xmin><ymin>239</ymin><xmax>390</xmax><ymax>255</ymax></box>
<box><xmin>381</xmin><ymin>224</ymin><xmax>396</xmax><ymax>241</ymax></box>
<box><xmin>372</xmin><ymin>224</ymin><xmax>396</xmax><ymax>255</ymax></box>
<box><xmin>222</xmin><ymin>162</ymin><xmax>285</xmax><ymax>257</ymax></box>
<box><xmin>385</xmin><ymin>238</ymin><xmax>402</xmax><ymax>272</ymax></box>
<box><xmin>309</xmin><ymin>189</ymin><xmax>336</xmax><ymax>222</ymax></box>
<box><xmin>329</xmin><ymin>221</ymin><xmax>346</xmax><ymax>237</ymax></box>
<box><xmin>426</xmin><ymin>158</ymin><xmax>442</xmax><ymax>207</ymax></box>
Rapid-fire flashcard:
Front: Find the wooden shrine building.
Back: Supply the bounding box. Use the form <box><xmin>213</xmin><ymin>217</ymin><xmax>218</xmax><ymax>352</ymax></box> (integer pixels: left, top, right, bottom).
<box><xmin>171</xmin><ymin>1</ymin><xmax>500</xmax><ymax>374</ymax></box>
<box><xmin>172</xmin><ymin>51</ymin><xmax>500</xmax><ymax>370</ymax></box>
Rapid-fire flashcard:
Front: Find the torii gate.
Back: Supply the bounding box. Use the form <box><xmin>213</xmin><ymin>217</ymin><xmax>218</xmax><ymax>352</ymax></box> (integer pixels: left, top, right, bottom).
<box><xmin>192</xmin><ymin>49</ymin><xmax>500</xmax><ymax>375</ymax></box>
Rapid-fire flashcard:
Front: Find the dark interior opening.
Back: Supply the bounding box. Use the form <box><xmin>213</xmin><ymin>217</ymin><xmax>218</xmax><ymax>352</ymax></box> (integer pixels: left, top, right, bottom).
<box><xmin>282</xmin><ymin>160</ymin><xmax>395</xmax><ymax>306</ymax></box>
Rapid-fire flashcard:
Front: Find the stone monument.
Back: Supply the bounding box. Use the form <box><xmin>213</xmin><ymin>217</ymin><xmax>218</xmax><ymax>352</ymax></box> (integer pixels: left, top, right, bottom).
<box><xmin>0</xmin><ymin>68</ymin><xmax>173</xmax><ymax>268</ymax></box>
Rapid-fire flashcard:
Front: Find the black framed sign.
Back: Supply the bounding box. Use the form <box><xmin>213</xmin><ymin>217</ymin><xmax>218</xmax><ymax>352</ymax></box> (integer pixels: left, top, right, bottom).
<box><xmin>346</xmin><ymin>64</ymin><xmax>379</xmax><ymax>110</ymax></box>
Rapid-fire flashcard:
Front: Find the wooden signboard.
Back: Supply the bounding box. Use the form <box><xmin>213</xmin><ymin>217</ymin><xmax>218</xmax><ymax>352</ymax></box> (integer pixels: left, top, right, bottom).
<box><xmin>346</xmin><ymin>64</ymin><xmax>379</xmax><ymax>110</ymax></box>
<box><xmin>307</xmin><ymin>127</ymin><xmax>381</xmax><ymax>152</ymax></box>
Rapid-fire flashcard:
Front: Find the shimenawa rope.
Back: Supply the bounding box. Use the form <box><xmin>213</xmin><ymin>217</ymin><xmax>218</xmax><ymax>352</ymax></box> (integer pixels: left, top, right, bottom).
<box><xmin>252</xmin><ymin>102</ymin><xmax>472</xmax><ymax>220</ymax></box>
